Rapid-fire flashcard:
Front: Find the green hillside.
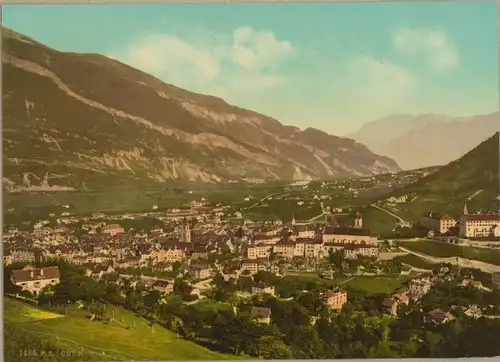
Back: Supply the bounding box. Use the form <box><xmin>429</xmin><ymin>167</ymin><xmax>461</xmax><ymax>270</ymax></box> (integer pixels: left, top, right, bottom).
<box><xmin>380</xmin><ymin>132</ymin><xmax>499</xmax><ymax>220</ymax></box>
<box><xmin>4</xmin><ymin>298</ymin><xmax>237</xmax><ymax>361</ymax></box>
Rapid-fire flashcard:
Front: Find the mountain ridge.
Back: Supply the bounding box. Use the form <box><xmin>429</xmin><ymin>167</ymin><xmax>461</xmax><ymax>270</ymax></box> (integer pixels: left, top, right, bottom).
<box><xmin>378</xmin><ymin>131</ymin><xmax>499</xmax><ymax>219</ymax></box>
<box><xmin>2</xmin><ymin>27</ymin><xmax>400</xmax><ymax>191</ymax></box>
<box><xmin>350</xmin><ymin>112</ymin><xmax>500</xmax><ymax>170</ymax></box>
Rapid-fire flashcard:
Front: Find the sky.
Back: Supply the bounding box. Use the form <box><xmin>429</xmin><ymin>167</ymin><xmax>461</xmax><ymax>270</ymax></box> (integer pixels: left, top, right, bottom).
<box><xmin>3</xmin><ymin>2</ymin><xmax>499</xmax><ymax>135</ymax></box>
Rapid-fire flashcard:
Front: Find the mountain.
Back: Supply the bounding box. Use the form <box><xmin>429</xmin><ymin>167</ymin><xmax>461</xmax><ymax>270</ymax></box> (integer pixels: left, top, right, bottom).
<box><xmin>2</xmin><ymin>28</ymin><xmax>399</xmax><ymax>192</ymax></box>
<box><xmin>378</xmin><ymin>132</ymin><xmax>499</xmax><ymax>219</ymax></box>
<box><xmin>350</xmin><ymin>113</ymin><xmax>500</xmax><ymax>170</ymax></box>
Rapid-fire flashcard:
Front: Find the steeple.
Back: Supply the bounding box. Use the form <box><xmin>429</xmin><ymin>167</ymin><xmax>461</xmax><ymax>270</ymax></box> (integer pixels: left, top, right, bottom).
<box><xmin>463</xmin><ymin>202</ymin><xmax>469</xmax><ymax>216</ymax></box>
<box><xmin>291</xmin><ymin>214</ymin><xmax>296</xmax><ymax>225</ymax></box>
<box><xmin>354</xmin><ymin>210</ymin><xmax>363</xmax><ymax>229</ymax></box>
<box><xmin>183</xmin><ymin>218</ymin><xmax>191</xmax><ymax>243</ymax></box>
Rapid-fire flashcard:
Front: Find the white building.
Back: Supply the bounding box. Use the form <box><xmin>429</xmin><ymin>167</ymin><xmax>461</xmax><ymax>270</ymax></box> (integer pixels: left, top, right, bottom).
<box><xmin>11</xmin><ymin>265</ymin><xmax>60</xmax><ymax>296</ymax></box>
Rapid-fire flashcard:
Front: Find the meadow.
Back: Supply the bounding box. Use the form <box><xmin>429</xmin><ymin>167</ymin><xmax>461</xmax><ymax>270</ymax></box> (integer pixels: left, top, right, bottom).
<box><xmin>5</xmin><ymin>298</ymin><xmax>236</xmax><ymax>361</ymax></box>
<box><xmin>398</xmin><ymin>240</ymin><xmax>500</xmax><ymax>266</ymax></box>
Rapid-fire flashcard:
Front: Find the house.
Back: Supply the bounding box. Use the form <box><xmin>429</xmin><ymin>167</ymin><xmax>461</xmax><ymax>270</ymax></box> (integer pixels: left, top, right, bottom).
<box><xmin>323</xmin><ymin>289</ymin><xmax>347</xmax><ymax>310</ymax></box>
<box><xmin>190</xmin><ymin>264</ymin><xmax>212</xmax><ymax>280</ymax></box>
<box><xmin>11</xmin><ymin>250</ymin><xmax>37</xmax><ymax>263</ymax></box>
<box><xmin>152</xmin><ymin>280</ymin><xmax>174</xmax><ymax>295</ymax></box>
<box><xmin>492</xmin><ymin>272</ymin><xmax>500</xmax><ymax>289</ymax></box>
<box><xmin>459</xmin><ymin>213</ymin><xmax>500</xmax><ymax>238</ymax></box>
<box><xmin>461</xmin><ymin>278</ymin><xmax>485</xmax><ymax>290</ymax></box>
<box><xmin>3</xmin><ymin>250</ymin><xmax>12</xmax><ymax>265</ymax></box>
<box><xmin>408</xmin><ymin>278</ymin><xmax>433</xmax><ymax>300</ymax></box>
<box><xmin>419</xmin><ymin>213</ymin><xmax>457</xmax><ymax>234</ymax></box>
<box><xmin>250</xmin><ymin>306</ymin><xmax>272</xmax><ymax>324</ymax></box>
<box><xmin>11</xmin><ymin>265</ymin><xmax>60</xmax><ymax>296</ymax></box>
<box><xmin>273</xmin><ymin>241</ymin><xmax>295</xmax><ymax>260</ymax></box>
<box><xmin>252</xmin><ymin>283</ymin><xmax>275</xmax><ymax>296</ymax></box>
<box><xmin>241</xmin><ymin>260</ymin><xmax>260</xmax><ymax>275</ymax></box>
<box><xmin>424</xmin><ymin>308</ymin><xmax>455</xmax><ymax>325</ymax></box>
<box><xmin>343</xmin><ymin>245</ymin><xmax>379</xmax><ymax>260</ymax></box>
<box><xmin>382</xmin><ymin>293</ymin><xmax>409</xmax><ymax>315</ymax></box>
<box><xmin>322</xmin><ymin>226</ymin><xmax>378</xmax><ymax>245</ymax></box>
<box><xmin>464</xmin><ymin>305</ymin><xmax>482</xmax><ymax>319</ymax></box>
<box><xmin>101</xmin><ymin>224</ymin><xmax>125</xmax><ymax>236</ymax></box>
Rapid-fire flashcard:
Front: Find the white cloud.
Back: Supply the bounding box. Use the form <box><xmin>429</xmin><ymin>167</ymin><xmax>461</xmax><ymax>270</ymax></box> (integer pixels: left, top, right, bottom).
<box><xmin>393</xmin><ymin>28</ymin><xmax>459</xmax><ymax>71</ymax></box>
<box><xmin>107</xmin><ymin>27</ymin><xmax>295</xmax><ymax>97</ymax></box>
<box><xmin>347</xmin><ymin>56</ymin><xmax>415</xmax><ymax>108</ymax></box>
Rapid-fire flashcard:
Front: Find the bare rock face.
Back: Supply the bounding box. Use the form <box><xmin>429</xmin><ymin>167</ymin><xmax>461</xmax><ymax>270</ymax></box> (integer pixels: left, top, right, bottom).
<box><xmin>2</xmin><ymin>27</ymin><xmax>400</xmax><ymax>191</ymax></box>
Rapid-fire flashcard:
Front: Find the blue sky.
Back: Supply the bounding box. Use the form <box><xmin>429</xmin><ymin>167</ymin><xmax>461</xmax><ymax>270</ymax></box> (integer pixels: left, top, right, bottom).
<box><xmin>3</xmin><ymin>2</ymin><xmax>499</xmax><ymax>135</ymax></box>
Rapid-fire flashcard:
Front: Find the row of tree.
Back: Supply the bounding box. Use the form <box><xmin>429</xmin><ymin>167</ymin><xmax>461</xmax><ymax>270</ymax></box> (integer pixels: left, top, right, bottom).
<box><xmin>5</xmin><ymin>259</ymin><xmax>500</xmax><ymax>359</ymax></box>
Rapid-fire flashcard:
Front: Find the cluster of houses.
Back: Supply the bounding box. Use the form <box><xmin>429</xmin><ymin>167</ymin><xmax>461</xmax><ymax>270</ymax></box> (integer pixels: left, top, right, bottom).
<box><xmin>244</xmin><ymin>212</ymin><xmax>379</xmax><ymax>262</ymax></box>
<box><xmin>418</xmin><ymin>203</ymin><xmax>500</xmax><ymax>238</ymax></box>
<box><xmin>249</xmin><ymin>287</ymin><xmax>348</xmax><ymax>325</ymax></box>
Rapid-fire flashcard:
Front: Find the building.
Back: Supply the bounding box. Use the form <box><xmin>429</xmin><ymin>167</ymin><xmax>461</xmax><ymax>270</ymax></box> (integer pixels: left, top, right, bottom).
<box><xmin>190</xmin><ymin>264</ymin><xmax>212</xmax><ymax>280</ymax></box>
<box><xmin>273</xmin><ymin>241</ymin><xmax>295</xmax><ymax>260</ymax></box>
<box><xmin>419</xmin><ymin>212</ymin><xmax>457</xmax><ymax>234</ymax></box>
<box><xmin>491</xmin><ymin>272</ymin><xmax>500</xmax><ymax>289</ymax></box>
<box><xmin>304</xmin><ymin>240</ymin><xmax>324</xmax><ymax>259</ymax></box>
<box><xmin>354</xmin><ymin>211</ymin><xmax>363</xmax><ymax>229</ymax></box>
<box><xmin>182</xmin><ymin>220</ymin><xmax>191</xmax><ymax>243</ymax></box>
<box><xmin>408</xmin><ymin>278</ymin><xmax>433</xmax><ymax>300</ymax></box>
<box><xmin>459</xmin><ymin>213</ymin><xmax>500</xmax><ymax>238</ymax></box>
<box><xmin>150</xmin><ymin>247</ymin><xmax>186</xmax><ymax>263</ymax></box>
<box><xmin>3</xmin><ymin>250</ymin><xmax>12</xmax><ymax>265</ymax></box>
<box><xmin>152</xmin><ymin>280</ymin><xmax>174</xmax><ymax>294</ymax></box>
<box><xmin>241</xmin><ymin>260</ymin><xmax>260</xmax><ymax>275</ymax></box>
<box><xmin>343</xmin><ymin>245</ymin><xmax>379</xmax><ymax>260</ymax></box>
<box><xmin>101</xmin><ymin>224</ymin><xmax>125</xmax><ymax>236</ymax></box>
<box><xmin>250</xmin><ymin>306</ymin><xmax>272</xmax><ymax>324</ymax></box>
<box><xmin>247</xmin><ymin>244</ymin><xmax>272</xmax><ymax>259</ymax></box>
<box><xmin>424</xmin><ymin>308</ymin><xmax>455</xmax><ymax>325</ymax></box>
<box><xmin>252</xmin><ymin>283</ymin><xmax>275</xmax><ymax>296</ymax></box>
<box><xmin>11</xmin><ymin>265</ymin><xmax>60</xmax><ymax>296</ymax></box>
<box><xmin>323</xmin><ymin>289</ymin><xmax>347</xmax><ymax>310</ymax></box>
<box><xmin>322</xmin><ymin>226</ymin><xmax>378</xmax><ymax>245</ymax></box>
<box><xmin>11</xmin><ymin>250</ymin><xmax>37</xmax><ymax>263</ymax></box>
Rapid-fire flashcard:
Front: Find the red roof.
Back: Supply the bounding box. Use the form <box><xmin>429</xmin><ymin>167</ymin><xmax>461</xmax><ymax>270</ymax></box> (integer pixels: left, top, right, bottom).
<box><xmin>464</xmin><ymin>214</ymin><xmax>500</xmax><ymax>222</ymax></box>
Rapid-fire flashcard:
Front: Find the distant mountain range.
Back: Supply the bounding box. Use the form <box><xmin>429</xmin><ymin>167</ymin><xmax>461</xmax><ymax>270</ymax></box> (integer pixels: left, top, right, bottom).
<box><xmin>2</xmin><ymin>28</ymin><xmax>400</xmax><ymax>192</ymax></box>
<box><xmin>379</xmin><ymin>132</ymin><xmax>499</xmax><ymax>218</ymax></box>
<box><xmin>350</xmin><ymin>113</ymin><xmax>500</xmax><ymax>170</ymax></box>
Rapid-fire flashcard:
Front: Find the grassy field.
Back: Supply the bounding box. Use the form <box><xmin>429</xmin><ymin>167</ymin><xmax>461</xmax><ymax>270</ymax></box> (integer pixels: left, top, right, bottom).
<box><xmin>5</xmin><ymin>298</ymin><xmax>236</xmax><ymax>360</ymax></box>
<box><xmin>393</xmin><ymin>254</ymin><xmax>437</xmax><ymax>270</ymax></box>
<box><xmin>361</xmin><ymin>206</ymin><xmax>399</xmax><ymax>236</ymax></box>
<box><xmin>279</xmin><ymin>273</ymin><xmax>408</xmax><ymax>295</ymax></box>
<box><xmin>398</xmin><ymin>240</ymin><xmax>500</xmax><ymax>266</ymax></box>
<box><xmin>342</xmin><ymin>275</ymin><xmax>411</xmax><ymax>294</ymax></box>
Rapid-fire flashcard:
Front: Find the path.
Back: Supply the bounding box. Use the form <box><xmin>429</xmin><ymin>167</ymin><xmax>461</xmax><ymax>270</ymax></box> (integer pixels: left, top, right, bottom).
<box><xmin>243</xmin><ymin>190</ymin><xmax>291</xmax><ymax>211</ymax></box>
<box><xmin>398</xmin><ymin>246</ymin><xmax>500</xmax><ymax>274</ymax></box>
<box><xmin>370</xmin><ymin>203</ymin><xmax>408</xmax><ymax>223</ymax></box>
<box><xmin>467</xmin><ymin>189</ymin><xmax>484</xmax><ymax>201</ymax></box>
<box><xmin>339</xmin><ymin>276</ymin><xmax>354</xmax><ymax>284</ymax></box>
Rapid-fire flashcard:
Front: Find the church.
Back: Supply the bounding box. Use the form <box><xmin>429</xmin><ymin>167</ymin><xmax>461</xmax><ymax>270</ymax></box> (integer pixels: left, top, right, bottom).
<box><xmin>321</xmin><ymin>208</ymin><xmax>378</xmax><ymax>246</ymax></box>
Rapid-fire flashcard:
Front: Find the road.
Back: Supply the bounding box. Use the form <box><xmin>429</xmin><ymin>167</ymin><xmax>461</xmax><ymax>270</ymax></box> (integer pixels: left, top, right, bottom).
<box><xmin>243</xmin><ymin>190</ymin><xmax>292</xmax><ymax>211</ymax></box>
<box><xmin>467</xmin><ymin>189</ymin><xmax>484</xmax><ymax>201</ymax></box>
<box><xmin>370</xmin><ymin>203</ymin><xmax>408</xmax><ymax>224</ymax></box>
<box><xmin>398</xmin><ymin>246</ymin><xmax>500</xmax><ymax>274</ymax></box>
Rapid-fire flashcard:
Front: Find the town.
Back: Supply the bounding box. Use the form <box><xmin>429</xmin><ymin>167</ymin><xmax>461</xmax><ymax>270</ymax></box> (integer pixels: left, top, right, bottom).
<box><xmin>4</xmin><ymin>189</ymin><xmax>500</xmax><ymax>360</ymax></box>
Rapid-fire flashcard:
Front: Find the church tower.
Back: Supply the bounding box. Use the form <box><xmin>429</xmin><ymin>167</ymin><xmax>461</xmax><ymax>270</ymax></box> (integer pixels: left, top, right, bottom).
<box><xmin>183</xmin><ymin>218</ymin><xmax>191</xmax><ymax>243</ymax></box>
<box><xmin>292</xmin><ymin>214</ymin><xmax>296</xmax><ymax>225</ymax></box>
<box><xmin>354</xmin><ymin>211</ymin><xmax>363</xmax><ymax>229</ymax></box>
<box><xmin>463</xmin><ymin>202</ymin><xmax>469</xmax><ymax>216</ymax></box>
